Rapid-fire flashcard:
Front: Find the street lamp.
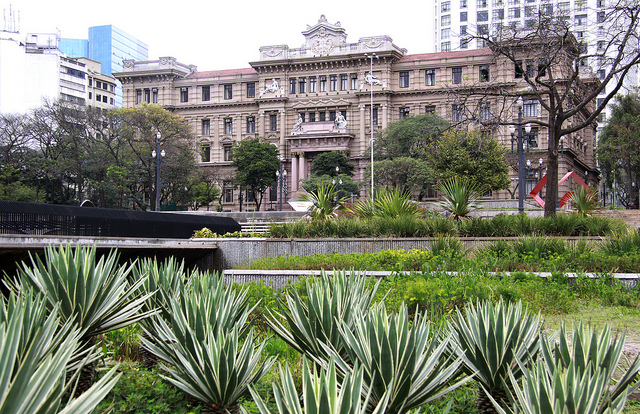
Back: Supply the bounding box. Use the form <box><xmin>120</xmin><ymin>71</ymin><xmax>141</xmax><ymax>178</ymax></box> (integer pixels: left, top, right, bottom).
<box><xmin>275</xmin><ymin>165</ymin><xmax>287</xmax><ymax>211</ymax></box>
<box><xmin>365</xmin><ymin>52</ymin><xmax>378</xmax><ymax>203</ymax></box>
<box><xmin>332</xmin><ymin>165</ymin><xmax>342</xmax><ymax>200</ymax></box>
<box><xmin>509</xmin><ymin>102</ymin><xmax>533</xmax><ymax>214</ymax></box>
<box><xmin>151</xmin><ymin>131</ymin><xmax>165</xmax><ymax>212</ymax></box>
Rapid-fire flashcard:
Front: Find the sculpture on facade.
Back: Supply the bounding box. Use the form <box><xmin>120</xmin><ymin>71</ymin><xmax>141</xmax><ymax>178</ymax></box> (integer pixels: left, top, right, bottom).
<box><xmin>260</xmin><ymin>78</ymin><xmax>282</xmax><ymax>97</ymax></box>
<box><xmin>361</xmin><ymin>71</ymin><xmax>386</xmax><ymax>89</ymax></box>
<box><xmin>292</xmin><ymin>114</ymin><xmax>303</xmax><ymax>133</ymax></box>
<box><xmin>335</xmin><ymin>113</ymin><xmax>348</xmax><ymax>129</ymax></box>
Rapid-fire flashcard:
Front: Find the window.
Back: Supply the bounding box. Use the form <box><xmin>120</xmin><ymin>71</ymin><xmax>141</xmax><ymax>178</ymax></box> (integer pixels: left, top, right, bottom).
<box><xmin>202</xmin><ymin>119</ymin><xmax>210</xmax><ymax>135</ymax></box>
<box><xmin>597</xmin><ymin>41</ymin><xmax>606</xmax><ymax>52</ymax></box>
<box><xmin>575</xmin><ymin>14</ymin><xmax>587</xmax><ymax>26</ymax></box>
<box><xmin>576</xmin><ymin>0</ymin><xmax>586</xmax><ymax>11</ymax></box>
<box><xmin>426</xmin><ymin>105</ymin><xmax>436</xmax><ymax>113</ymax></box>
<box><xmin>525</xmin><ymin>5</ymin><xmax>536</xmax><ymax>17</ymax></box>
<box><xmin>515</xmin><ymin>61</ymin><xmax>524</xmax><ymax>78</ymax></box>
<box><xmin>246</xmin><ymin>117</ymin><xmax>255</xmax><ymax>133</ymax></box>
<box><xmin>289</xmin><ymin>78</ymin><xmax>296</xmax><ymax>94</ymax></box>
<box><xmin>270</xmin><ymin>114</ymin><xmax>278</xmax><ymax>131</ymax></box>
<box><xmin>597</xmin><ymin>98</ymin><xmax>605</xmax><ymax>109</ymax></box>
<box><xmin>136</xmin><ymin>89</ymin><xmax>142</xmax><ymax>104</ymax></box>
<box><xmin>597</xmin><ymin>0</ymin><xmax>605</xmax><ymax>7</ymax></box>
<box><xmin>224</xmin><ymin>181</ymin><xmax>233</xmax><ymax>202</ymax></box>
<box><xmin>144</xmin><ymin>89</ymin><xmax>150</xmax><ymax>103</ymax></box>
<box><xmin>460</xmin><ymin>0</ymin><xmax>467</xmax><ymax>7</ymax></box>
<box><xmin>310</xmin><ymin>77</ymin><xmax>317</xmax><ymax>92</ymax></box>
<box><xmin>425</xmin><ymin>69</ymin><xmax>436</xmax><ymax>86</ymax></box>
<box><xmin>523</xmin><ymin>99</ymin><xmax>539</xmax><ymax>117</ymax></box>
<box><xmin>299</xmin><ymin>78</ymin><xmax>306</xmax><ymax>93</ymax></box>
<box><xmin>351</xmin><ymin>74</ymin><xmax>358</xmax><ymax>89</ymax></box>
<box><xmin>478</xmin><ymin>25</ymin><xmax>489</xmax><ymax>35</ymax></box>
<box><xmin>461</xmin><ymin>25</ymin><xmax>467</xmax><ymax>35</ymax></box>
<box><xmin>224</xmin><ymin>146</ymin><xmax>232</xmax><ymax>162</ymax></box>
<box><xmin>442</xmin><ymin>42</ymin><xmax>451</xmax><ymax>52</ymax></box>
<box><xmin>442</xmin><ymin>14</ymin><xmax>451</xmax><ymax>26</ymax></box>
<box><xmin>452</xmin><ymin>67</ymin><xmax>463</xmax><ymax>84</ymax></box>
<box><xmin>319</xmin><ymin>112</ymin><xmax>326</xmax><ymax>121</ymax></box>
<box><xmin>477</xmin><ymin>0</ymin><xmax>488</xmax><ymax>7</ymax></box>
<box><xmin>202</xmin><ymin>86</ymin><xmax>210</xmax><ymax>101</ymax></box>
<box><xmin>452</xmin><ymin>104</ymin><xmax>464</xmax><ymax>122</ymax></box>
<box><xmin>330</xmin><ymin>75</ymin><xmax>337</xmax><ymax>91</ymax></box>
<box><xmin>152</xmin><ymin>88</ymin><xmax>158</xmax><ymax>103</ymax></box>
<box><xmin>508</xmin><ymin>7</ymin><xmax>520</xmax><ymax>18</ymax></box>
<box><xmin>309</xmin><ymin>112</ymin><xmax>316</xmax><ymax>122</ymax></box>
<box><xmin>477</xmin><ymin>38</ymin><xmax>488</xmax><ymax>48</ymax></box>
<box><xmin>201</xmin><ymin>144</ymin><xmax>210</xmax><ymax>162</ymax></box>
<box><xmin>526</xmin><ymin>129</ymin><xmax>538</xmax><ymax>148</ymax></box>
<box><xmin>461</xmin><ymin>38</ymin><xmax>470</xmax><ymax>49</ymax></box>
<box><xmin>319</xmin><ymin>76</ymin><xmax>327</xmax><ymax>92</ymax></box>
<box><xmin>330</xmin><ymin>111</ymin><xmax>336</xmax><ymax>121</ymax></box>
<box><xmin>479</xmin><ymin>65</ymin><xmax>490</xmax><ymax>82</ymax></box>
<box><xmin>541</xmin><ymin>4</ymin><xmax>553</xmax><ymax>14</ymax></box>
<box><xmin>224</xmin><ymin>84</ymin><xmax>233</xmax><ymax>100</ymax></box>
<box><xmin>270</xmin><ymin>184</ymin><xmax>277</xmax><ymax>202</ymax></box>
<box><xmin>479</xmin><ymin>102</ymin><xmax>491</xmax><ymax>121</ymax></box>
<box><xmin>102</xmin><ymin>83</ymin><xmax>108</xmax><ymax>90</ymax></box>
<box><xmin>96</xmin><ymin>81</ymin><xmax>102</xmax><ymax>88</ymax></box>
<box><xmin>299</xmin><ymin>113</ymin><xmax>306</xmax><ymax>122</ymax></box>
<box><xmin>441</xmin><ymin>28</ymin><xmax>451</xmax><ymax>40</ymax></box>
<box><xmin>460</xmin><ymin>11</ymin><xmax>468</xmax><ymax>21</ymax></box>
<box><xmin>224</xmin><ymin>118</ymin><xmax>233</xmax><ymax>134</ymax></box>
<box><xmin>399</xmin><ymin>71</ymin><xmax>410</xmax><ymax>88</ymax></box>
<box><xmin>441</xmin><ymin>1</ymin><xmax>451</xmax><ymax>11</ymax></box>
<box><xmin>477</xmin><ymin>10</ymin><xmax>489</xmax><ymax>21</ymax></box>
<box><xmin>180</xmin><ymin>87</ymin><xmax>189</xmax><ymax>102</ymax></box>
<box><xmin>372</xmin><ymin>107</ymin><xmax>378</xmax><ymax>126</ymax></box>
<box><xmin>597</xmin><ymin>69</ymin><xmax>606</xmax><ymax>80</ymax></box>
<box><xmin>110</xmin><ymin>98</ymin><xmax>114</xmax><ymax>105</ymax></box>
<box><xmin>340</xmin><ymin>74</ymin><xmax>348</xmax><ymax>91</ymax></box>
<box><xmin>400</xmin><ymin>108</ymin><xmax>410</xmax><ymax>118</ymax></box>
<box><xmin>493</xmin><ymin>9</ymin><xmax>504</xmax><ymax>19</ymax></box>
<box><xmin>558</xmin><ymin>1</ymin><xmax>570</xmax><ymax>13</ymax></box>
<box><xmin>246</xmin><ymin>82</ymin><xmax>255</xmax><ymax>98</ymax></box>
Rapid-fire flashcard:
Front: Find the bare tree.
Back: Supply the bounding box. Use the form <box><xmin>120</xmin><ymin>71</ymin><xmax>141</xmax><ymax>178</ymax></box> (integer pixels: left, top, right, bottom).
<box><xmin>466</xmin><ymin>0</ymin><xmax>640</xmax><ymax>215</ymax></box>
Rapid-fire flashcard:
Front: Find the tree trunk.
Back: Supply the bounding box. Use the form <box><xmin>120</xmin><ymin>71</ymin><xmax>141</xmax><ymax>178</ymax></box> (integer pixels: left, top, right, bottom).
<box><xmin>544</xmin><ymin>115</ymin><xmax>561</xmax><ymax>216</ymax></box>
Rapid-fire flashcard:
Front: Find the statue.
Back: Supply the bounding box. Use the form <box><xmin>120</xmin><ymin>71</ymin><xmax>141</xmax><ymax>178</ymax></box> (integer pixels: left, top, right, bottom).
<box><xmin>335</xmin><ymin>113</ymin><xmax>347</xmax><ymax>129</ymax></box>
<box><xmin>292</xmin><ymin>114</ymin><xmax>303</xmax><ymax>133</ymax></box>
<box><xmin>259</xmin><ymin>78</ymin><xmax>281</xmax><ymax>97</ymax></box>
<box><xmin>361</xmin><ymin>72</ymin><xmax>385</xmax><ymax>88</ymax></box>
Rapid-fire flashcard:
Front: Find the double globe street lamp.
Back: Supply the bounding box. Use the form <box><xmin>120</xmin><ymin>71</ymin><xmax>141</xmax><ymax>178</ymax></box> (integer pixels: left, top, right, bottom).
<box><xmin>151</xmin><ymin>131</ymin><xmax>165</xmax><ymax>212</ymax></box>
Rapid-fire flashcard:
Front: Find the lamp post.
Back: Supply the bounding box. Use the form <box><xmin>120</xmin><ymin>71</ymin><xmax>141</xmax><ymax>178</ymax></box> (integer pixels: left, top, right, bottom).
<box><xmin>365</xmin><ymin>52</ymin><xmax>378</xmax><ymax>203</ymax></box>
<box><xmin>509</xmin><ymin>102</ymin><xmax>532</xmax><ymax>214</ymax></box>
<box><xmin>151</xmin><ymin>131</ymin><xmax>165</xmax><ymax>212</ymax></box>
<box><xmin>275</xmin><ymin>164</ymin><xmax>287</xmax><ymax>211</ymax></box>
<box><xmin>332</xmin><ymin>165</ymin><xmax>342</xmax><ymax>201</ymax></box>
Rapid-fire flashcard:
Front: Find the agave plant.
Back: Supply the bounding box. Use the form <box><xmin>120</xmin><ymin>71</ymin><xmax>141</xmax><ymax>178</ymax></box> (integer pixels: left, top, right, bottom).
<box><xmin>246</xmin><ymin>357</ymin><xmax>390</xmax><ymax>414</ymax></box>
<box><xmin>142</xmin><ymin>319</ymin><xmax>275</xmax><ymax>414</ymax></box>
<box><xmin>448</xmin><ymin>299</ymin><xmax>542</xmax><ymax>414</ymax></box>
<box><xmin>0</xmin><ymin>291</ymin><xmax>121</xmax><ymax>414</ymax></box>
<box><xmin>267</xmin><ymin>270</ymin><xmax>380</xmax><ymax>363</ymax></box>
<box><xmin>350</xmin><ymin>187</ymin><xmax>424</xmax><ymax>219</ymax></box>
<box><xmin>14</xmin><ymin>244</ymin><xmax>153</xmax><ymax>392</ymax></box>
<box><xmin>538</xmin><ymin>322</ymin><xmax>640</xmax><ymax>414</ymax></box>
<box><xmin>434</xmin><ymin>176</ymin><xmax>483</xmax><ymax>220</ymax></box>
<box><xmin>570</xmin><ymin>186</ymin><xmax>599</xmax><ymax>216</ymax></box>
<box><xmin>329</xmin><ymin>303</ymin><xmax>468</xmax><ymax>414</ymax></box>
<box><xmin>303</xmin><ymin>184</ymin><xmax>348</xmax><ymax>221</ymax></box>
<box><xmin>490</xmin><ymin>359</ymin><xmax>629</xmax><ymax>414</ymax></box>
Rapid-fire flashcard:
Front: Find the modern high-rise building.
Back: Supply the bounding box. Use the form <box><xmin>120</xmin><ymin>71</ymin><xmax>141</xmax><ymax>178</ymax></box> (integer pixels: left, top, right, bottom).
<box><xmin>433</xmin><ymin>0</ymin><xmax>639</xmax><ymax>122</ymax></box>
<box><xmin>61</xmin><ymin>25</ymin><xmax>148</xmax><ymax>107</ymax></box>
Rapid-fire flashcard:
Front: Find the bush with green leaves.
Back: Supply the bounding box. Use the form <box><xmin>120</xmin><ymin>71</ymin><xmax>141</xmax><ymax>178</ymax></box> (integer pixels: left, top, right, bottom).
<box><xmin>349</xmin><ymin>187</ymin><xmax>425</xmax><ymax>219</ymax></box>
<box><xmin>434</xmin><ymin>177</ymin><xmax>483</xmax><ymax>220</ymax></box>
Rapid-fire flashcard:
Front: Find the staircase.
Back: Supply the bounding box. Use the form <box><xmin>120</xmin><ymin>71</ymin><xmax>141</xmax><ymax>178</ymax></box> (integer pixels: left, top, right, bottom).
<box><xmin>599</xmin><ymin>210</ymin><xmax>640</xmax><ymax>229</ymax></box>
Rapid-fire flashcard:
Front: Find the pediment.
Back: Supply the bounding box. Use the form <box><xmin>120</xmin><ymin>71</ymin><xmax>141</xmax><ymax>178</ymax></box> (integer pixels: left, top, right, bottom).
<box><xmin>302</xmin><ymin>15</ymin><xmax>347</xmax><ymax>56</ymax></box>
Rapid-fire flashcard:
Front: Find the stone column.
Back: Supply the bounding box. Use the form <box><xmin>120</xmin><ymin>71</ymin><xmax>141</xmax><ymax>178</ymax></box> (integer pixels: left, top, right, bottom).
<box><xmin>258</xmin><ymin>110</ymin><xmax>265</xmax><ymax>138</ymax></box>
<box><xmin>236</xmin><ymin>113</ymin><xmax>242</xmax><ymax>141</ymax></box>
<box><xmin>279</xmin><ymin>109</ymin><xmax>286</xmax><ymax>158</ymax></box>
<box><xmin>382</xmin><ymin>103</ymin><xmax>388</xmax><ymax>130</ymax></box>
<box><xmin>291</xmin><ymin>152</ymin><xmax>299</xmax><ymax>193</ymax></box>
<box><xmin>359</xmin><ymin>104</ymin><xmax>366</xmax><ymax>155</ymax></box>
<box><xmin>299</xmin><ymin>152</ymin><xmax>306</xmax><ymax>183</ymax></box>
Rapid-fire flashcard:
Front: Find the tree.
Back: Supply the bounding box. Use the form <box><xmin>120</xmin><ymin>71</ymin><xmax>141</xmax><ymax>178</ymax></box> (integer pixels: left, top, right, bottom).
<box><xmin>230</xmin><ymin>138</ymin><xmax>280</xmax><ymax>211</ymax></box>
<box><xmin>310</xmin><ymin>152</ymin><xmax>354</xmax><ymax>177</ymax></box>
<box><xmin>597</xmin><ymin>94</ymin><xmax>640</xmax><ymax>208</ymax></box>
<box><xmin>374</xmin><ymin>113</ymin><xmax>450</xmax><ymax>160</ymax></box>
<box><xmin>428</xmin><ymin>129</ymin><xmax>510</xmax><ymax>192</ymax></box>
<box><xmin>301</xmin><ymin>174</ymin><xmax>360</xmax><ymax>202</ymax></box>
<box><xmin>469</xmin><ymin>2</ymin><xmax>640</xmax><ymax>215</ymax></box>
<box><xmin>369</xmin><ymin>157</ymin><xmax>433</xmax><ymax>200</ymax></box>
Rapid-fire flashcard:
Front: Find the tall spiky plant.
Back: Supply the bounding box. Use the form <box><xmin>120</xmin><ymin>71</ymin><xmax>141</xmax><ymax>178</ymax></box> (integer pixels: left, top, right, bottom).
<box><xmin>267</xmin><ymin>270</ymin><xmax>380</xmax><ymax>364</ymax></box>
<box><xmin>246</xmin><ymin>357</ymin><xmax>390</xmax><ymax>414</ymax></box>
<box><xmin>303</xmin><ymin>184</ymin><xmax>348</xmax><ymax>221</ymax></box>
<box><xmin>570</xmin><ymin>187</ymin><xmax>599</xmax><ymax>217</ymax></box>
<box><xmin>434</xmin><ymin>176</ymin><xmax>483</xmax><ymax>220</ymax></box>
<box><xmin>330</xmin><ymin>303</ymin><xmax>469</xmax><ymax>414</ymax></box>
<box><xmin>448</xmin><ymin>299</ymin><xmax>542</xmax><ymax>414</ymax></box>
<box><xmin>14</xmin><ymin>244</ymin><xmax>153</xmax><ymax>392</ymax></box>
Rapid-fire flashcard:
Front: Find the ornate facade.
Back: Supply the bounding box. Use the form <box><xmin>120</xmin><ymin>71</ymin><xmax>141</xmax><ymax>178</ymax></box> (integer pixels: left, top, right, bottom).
<box><xmin>115</xmin><ymin>15</ymin><xmax>599</xmax><ymax>211</ymax></box>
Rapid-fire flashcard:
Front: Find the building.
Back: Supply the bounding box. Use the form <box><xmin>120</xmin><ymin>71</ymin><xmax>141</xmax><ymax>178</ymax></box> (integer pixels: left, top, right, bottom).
<box><xmin>115</xmin><ymin>15</ymin><xmax>599</xmax><ymax>211</ymax></box>
<box><xmin>61</xmin><ymin>25</ymin><xmax>149</xmax><ymax>107</ymax></box>
<box><xmin>433</xmin><ymin>0</ymin><xmax>639</xmax><ymax>122</ymax></box>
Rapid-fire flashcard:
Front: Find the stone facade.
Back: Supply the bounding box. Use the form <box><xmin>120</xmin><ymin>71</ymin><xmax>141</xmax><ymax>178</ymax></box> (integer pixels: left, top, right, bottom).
<box><xmin>114</xmin><ymin>15</ymin><xmax>599</xmax><ymax>211</ymax></box>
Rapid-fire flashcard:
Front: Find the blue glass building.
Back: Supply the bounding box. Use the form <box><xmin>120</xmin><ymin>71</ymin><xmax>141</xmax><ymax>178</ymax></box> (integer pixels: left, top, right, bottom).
<box><xmin>61</xmin><ymin>25</ymin><xmax>148</xmax><ymax>107</ymax></box>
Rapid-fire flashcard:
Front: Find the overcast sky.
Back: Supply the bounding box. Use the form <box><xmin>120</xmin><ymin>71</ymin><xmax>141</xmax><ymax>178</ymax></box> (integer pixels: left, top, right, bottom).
<box><xmin>5</xmin><ymin>0</ymin><xmax>435</xmax><ymax>71</ymax></box>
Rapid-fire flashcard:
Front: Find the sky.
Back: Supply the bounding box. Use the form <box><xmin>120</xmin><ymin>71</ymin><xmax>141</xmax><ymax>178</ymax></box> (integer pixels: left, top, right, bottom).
<box><xmin>5</xmin><ymin>0</ymin><xmax>436</xmax><ymax>71</ymax></box>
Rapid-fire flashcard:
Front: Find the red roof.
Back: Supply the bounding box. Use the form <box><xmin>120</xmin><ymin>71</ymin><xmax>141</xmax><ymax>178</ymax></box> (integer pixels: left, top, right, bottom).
<box><xmin>398</xmin><ymin>48</ymin><xmax>493</xmax><ymax>62</ymax></box>
<box><xmin>187</xmin><ymin>68</ymin><xmax>257</xmax><ymax>78</ymax></box>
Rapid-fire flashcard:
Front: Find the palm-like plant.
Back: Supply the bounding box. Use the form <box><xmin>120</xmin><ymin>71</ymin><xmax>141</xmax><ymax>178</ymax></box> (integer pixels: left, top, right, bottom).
<box><xmin>15</xmin><ymin>244</ymin><xmax>153</xmax><ymax>391</ymax></box>
<box><xmin>246</xmin><ymin>357</ymin><xmax>390</xmax><ymax>414</ymax></box>
<box><xmin>434</xmin><ymin>177</ymin><xmax>483</xmax><ymax>220</ymax></box>
<box><xmin>267</xmin><ymin>270</ymin><xmax>380</xmax><ymax>363</ymax></box>
<box><xmin>0</xmin><ymin>291</ymin><xmax>121</xmax><ymax>414</ymax></box>
<box><xmin>330</xmin><ymin>303</ymin><xmax>468</xmax><ymax>414</ymax></box>
<box><xmin>570</xmin><ymin>187</ymin><xmax>599</xmax><ymax>216</ymax></box>
<box><xmin>491</xmin><ymin>359</ymin><xmax>628</xmax><ymax>414</ymax></box>
<box><xmin>538</xmin><ymin>322</ymin><xmax>640</xmax><ymax>414</ymax></box>
<box><xmin>448</xmin><ymin>299</ymin><xmax>542</xmax><ymax>414</ymax></box>
<box><xmin>350</xmin><ymin>187</ymin><xmax>424</xmax><ymax>219</ymax></box>
<box><xmin>303</xmin><ymin>184</ymin><xmax>348</xmax><ymax>221</ymax></box>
